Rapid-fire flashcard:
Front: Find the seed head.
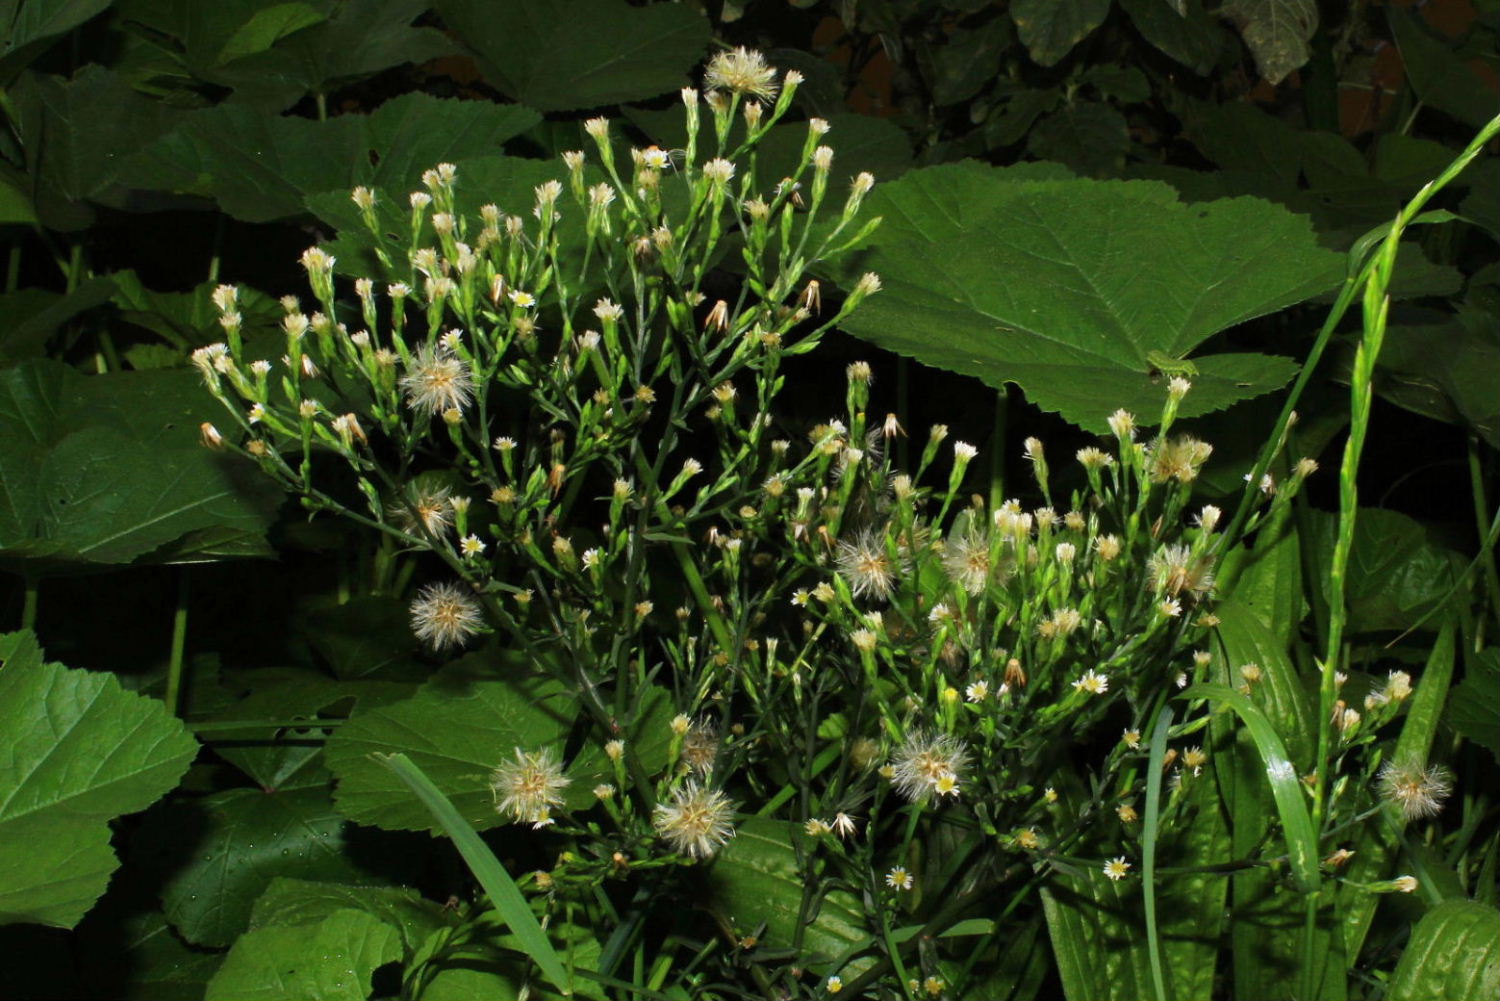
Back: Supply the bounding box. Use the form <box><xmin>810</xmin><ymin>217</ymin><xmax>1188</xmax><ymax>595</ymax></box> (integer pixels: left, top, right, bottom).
<box><xmin>890</xmin><ymin>732</ymin><xmax>970</xmax><ymax>803</ymax></box>
<box><xmin>490</xmin><ymin>747</ymin><xmax>571</xmax><ymax>827</ymax></box>
<box><xmin>703</xmin><ymin>46</ymin><xmax>779</xmax><ymax>101</ymax></box>
<box><xmin>400</xmin><ymin>344</ymin><xmax>474</xmax><ymax>418</ymax></box>
<box><xmin>834</xmin><ymin>529</ymin><xmax>903</xmax><ymax>602</ymax></box>
<box><xmin>409</xmin><ymin>581</ymin><xmax>484</xmax><ymax>651</ymax></box>
<box><xmin>653</xmin><ymin>781</ymin><xmax>736</xmax><ymax>859</ymax></box>
<box><xmin>1378</xmin><ymin>759</ymin><xmax>1453</xmax><ymax>821</ymax></box>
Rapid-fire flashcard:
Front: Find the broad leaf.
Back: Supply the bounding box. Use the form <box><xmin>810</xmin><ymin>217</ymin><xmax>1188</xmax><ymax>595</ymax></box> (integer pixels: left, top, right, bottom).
<box><xmin>1307</xmin><ymin>508</ymin><xmax>1461</xmax><ymax>634</ymax></box>
<box><xmin>435</xmin><ymin>0</ymin><xmax>710</xmax><ymax>112</ymax></box>
<box><xmin>154</xmin><ymin>779</ymin><xmax>378</xmax><ymax>947</ymax></box>
<box><xmin>76</xmin><ymin>909</ymin><xmax>225</xmax><ymax>1001</ymax></box>
<box><xmin>1010</xmin><ymin>0</ymin><xmax>1110</xmax><ymax>67</ymax></box>
<box><xmin>123</xmin><ymin>93</ymin><xmax>540</xmax><ymax>222</ymax></box>
<box><xmin>1026</xmin><ymin>101</ymin><xmax>1129</xmax><ymax>175</ymax></box>
<box><xmin>1448</xmin><ymin>649</ymin><xmax>1499</xmax><ymax>760</ymax></box>
<box><xmin>0</xmin><ymin>631</ymin><xmax>197</xmax><ymax>929</ymax></box>
<box><xmin>215</xmin><ymin>2</ymin><xmax>327</xmax><ymax>65</ymax></box>
<box><xmin>832</xmin><ymin>163</ymin><xmax>1341</xmax><ymax>431</ymax></box>
<box><xmin>0</xmin><ymin>0</ymin><xmax>113</xmax><ymax>81</ymax></box>
<box><xmin>1388</xmin><ymin>6</ymin><xmax>1496</xmax><ymax>129</ymax></box>
<box><xmin>0</xmin><ymin>361</ymin><xmax>282</xmax><ymax>571</ymax></box>
<box><xmin>1120</xmin><ymin>0</ymin><xmax>1232</xmax><ymax>76</ymax></box>
<box><xmin>250</xmin><ymin>877</ymin><xmax>455</xmax><ymax>955</ymax></box>
<box><xmin>1220</xmin><ymin>0</ymin><xmax>1317</xmax><ymax>85</ymax></box>
<box><xmin>205</xmin><ymin>907</ymin><xmax>402</xmax><ymax>1001</ymax></box>
<box><xmin>922</xmin><ymin>13</ymin><xmax>1012</xmax><ymax>106</ymax></box>
<box><xmin>1388</xmin><ymin>900</ymin><xmax>1500</xmax><ymax>1001</ymax></box>
<box><xmin>706</xmin><ymin>817</ymin><xmax>870</xmax><ymax>975</ymax></box>
<box><xmin>0</xmin><ymin>276</ymin><xmax>117</xmax><ymax>364</ymax></box>
<box><xmin>1359</xmin><ymin>307</ymin><xmax>1500</xmax><ymax>449</ymax></box>
<box><xmin>327</xmin><ymin>664</ymin><xmax>672</xmax><ymax>833</ymax></box>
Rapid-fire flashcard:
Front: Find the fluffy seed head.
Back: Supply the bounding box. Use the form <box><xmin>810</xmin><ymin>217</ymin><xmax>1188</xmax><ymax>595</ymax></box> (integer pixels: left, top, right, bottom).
<box><xmin>409</xmin><ymin>581</ymin><xmax>484</xmax><ymax>651</ymax></box>
<box><xmin>490</xmin><ymin>747</ymin><xmax>571</xmax><ymax>827</ymax></box>
<box><xmin>1378</xmin><ymin>759</ymin><xmax>1453</xmax><ymax>820</ymax></box>
<box><xmin>890</xmin><ymin>732</ymin><xmax>970</xmax><ymax>803</ymax></box>
<box><xmin>653</xmin><ymin>781</ymin><xmax>736</xmax><ymax>859</ymax></box>
<box><xmin>401</xmin><ymin>344</ymin><xmax>474</xmax><ymax>418</ymax></box>
<box><xmin>835</xmin><ymin>529</ymin><xmax>902</xmax><ymax>602</ymax></box>
<box><xmin>703</xmin><ymin>46</ymin><xmax>779</xmax><ymax>100</ymax></box>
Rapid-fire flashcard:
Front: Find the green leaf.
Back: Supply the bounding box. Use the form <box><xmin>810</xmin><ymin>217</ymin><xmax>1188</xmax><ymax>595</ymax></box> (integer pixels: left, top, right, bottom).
<box><xmin>1307</xmin><ymin>507</ymin><xmax>1462</xmax><ymax>634</ymax></box>
<box><xmin>216</xmin><ymin>2</ymin><xmax>328</xmax><ymax>64</ymax></box>
<box><xmin>0</xmin><ymin>173</ymin><xmax>36</xmax><ymax>224</ymax></box>
<box><xmin>250</xmin><ymin>877</ymin><xmax>455</xmax><ymax>955</ymax></box>
<box><xmin>326</xmin><ymin>665</ymin><xmax>671</xmax><ymax>833</ymax></box>
<box><xmin>1220</xmin><ymin>0</ymin><xmax>1317</xmax><ymax>85</ymax></box>
<box><xmin>1388</xmin><ymin>900</ymin><xmax>1500</xmax><ymax>1001</ymax></box>
<box><xmin>1026</xmin><ymin>101</ymin><xmax>1130</xmax><ymax>175</ymax></box>
<box><xmin>205</xmin><ymin>907</ymin><xmax>403</xmax><ymax>1001</ymax></box>
<box><xmin>0</xmin><ymin>361</ymin><xmax>283</xmax><ymax>571</ymax></box>
<box><xmin>0</xmin><ymin>0</ymin><xmax>113</xmax><ymax>81</ymax></box>
<box><xmin>155</xmin><ymin>780</ymin><xmax>379</xmax><ymax>947</ymax></box>
<box><xmin>0</xmin><ymin>630</ymin><xmax>198</xmax><ymax>929</ymax></box>
<box><xmin>435</xmin><ymin>0</ymin><xmax>710</xmax><ymax>112</ymax></box>
<box><xmin>923</xmin><ymin>13</ymin><xmax>1012</xmax><ymax>106</ymax></box>
<box><xmin>296</xmin><ymin>595</ymin><xmax>426</xmax><ymax>680</ymax></box>
<box><xmin>1181</xmin><ymin>682</ymin><xmax>1318</xmax><ymax>891</ymax></box>
<box><xmin>123</xmin><ymin>93</ymin><xmax>540</xmax><ymax>222</ymax></box>
<box><xmin>1010</xmin><ymin>0</ymin><xmax>1110</xmax><ymax>67</ymax></box>
<box><xmin>1449</xmin><ymin>649</ymin><xmax>1500</xmax><ymax>759</ymax></box>
<box><xmin>1120</xmin><ymin>0</ymin><xmax>1232</xmax><ymax>76</ymax></box>
<box><xmin>832</xmin><ymin>163</ymin><xmax>1341</xmax><ymax>431</ymax></box>
<box><xmin>706</xmin><ymin>817</ymin><xmax>870</xmax><ymax>974</ymax></box>
<box><xmin>1361</xmin><ymin>307</ymin><xmax>1500</xmax><ymax>449</ymax></box>
<box><xmin>1388</xmin><ymin>7</ymin><xmax>1496</xmax><ymax>129</ymax></box>
<box><xmin>376</xmin><ymin>752</ymin><xmax>573</xmax><ymax>996</ymax></box>
<box><xmin>76</xmin><ymin>910</ymin><xmax>225</xmax><ymax>1001</ymax></box>
<box><xmin>0</xmin><ymin>276</ymin><xmax>117</xmax><ymax>364</ymax></box>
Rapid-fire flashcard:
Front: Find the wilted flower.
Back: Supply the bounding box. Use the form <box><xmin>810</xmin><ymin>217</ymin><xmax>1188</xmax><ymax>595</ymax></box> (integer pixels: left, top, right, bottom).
<box><xmin>704</xmin><ymin>46</ymin><xmax>779</xmax><ymax>100</ymax></box>
<box><xmin>400</xmin><ymin>344</ymin><xmax>474</xmax><ymax>418</ymax></box>
<box><xmin>1378</xmin><ymin>759</ymin><xmax>1453</xmax><ymax>820</ymax></box>
<box><xmin>835</xmin><ymin>529</ymin><xmax>902</xmax><ymax>601</ymax></box>
<box><xmin>409</xmin><ymin>581</ymin><xmax>484</xmax><ymax>651</ymax></box>
<box><xmin>653</xmin><ymin>781</ymin><xmax>736</xmax><ymax>859</ymax></box>
<box><xmin>890</xmin><ymin>732</ymin><xmax>970</xmax><ymax>803</ymax></box>
<box><xmin>491</xmin><ymin>747</ymin><xmax>571</xmax><ymax>827</ymax></box>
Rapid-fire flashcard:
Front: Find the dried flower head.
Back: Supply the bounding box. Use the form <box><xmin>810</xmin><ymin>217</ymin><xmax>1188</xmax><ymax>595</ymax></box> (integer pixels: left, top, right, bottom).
<box><xmin>401</xmin><ymin>344</ymin><xmax>474</xmax><ymax>418</ymax></box>
<box><xmin>704</xmin><ymin>46</ymin><xmax>779</xmax><ymax>100</ymax></box>
<box><xmin>1147</xmin><ymin>435</ymin><xmax>1214</xmax><ymax>483</ymax></box>
<box><xmin>1378</xmin><ymin>759</ymin><xmax>1454</xmax><ymax>820</ymax></box>
<box><xmin>653</xmin><ymin>781</ymin><xmax>736</xmax><ymax>859</ymax></box>
<box><xmin>491</xmin><ymin>747</ymin><xmax>571</xmax><ymax>827</ymax></box>
<box><xmin>1146</xmin><ymin>544</ymin><xmax>1217</xmax><ymax>599</ymax></box>
<box><xmin>835</xmin><ymin>529</ymin><xmax>902</xmax><ymax>602</ymax></box>
<box><xmin>681</xmin><ymin>719</ymin><xmax>720</xmax><ymax>775</ymax></box>
<box><xmin>409</xmin><ymin>581</ymin><xmax>483</xmax><ymax>651</ymax></box>
<box><xmin>890</xmin><ymin>732</ymin><xmax>970</xmax><ymax>803</ymax></box>
<box><xmin>943</xmin><ymin>530</ymin><xmax>994</xmax><ymax>594</ymax></box>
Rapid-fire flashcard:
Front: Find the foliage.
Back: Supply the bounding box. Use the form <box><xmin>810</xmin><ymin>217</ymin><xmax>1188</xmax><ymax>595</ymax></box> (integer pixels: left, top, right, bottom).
<box><xmin>1</xmin><ymin>2</ymin><xmax>1497</xmax><ymax>1000</ymax></box>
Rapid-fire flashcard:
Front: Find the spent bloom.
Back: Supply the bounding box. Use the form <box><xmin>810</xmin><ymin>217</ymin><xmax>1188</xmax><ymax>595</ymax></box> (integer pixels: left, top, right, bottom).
<box><xmin>890</xmin><ymin>732</ymin><xmax>970</xmax><ymax>803</ymax></box>
<box><xmin>835</xmin><ymin>530</ymin><xmax>901</xmax><ymax>601</ymax></box>
<box><xmin>491</xmin><ymin>747</ymin><xmax>571</xmax><ymax>827</ymax></box>
<box><xmin>409</xmin><ymin>581</ymin><xmax>483</xmax><ymax>651</ymax></box>
<box><xmin>653</xmin><ymin>781</ymin><xmax>736</xmax><ymax>859</ymax></box>
<box><xmin>400</xmin><ymin>344</ymin><xmax>474</xmax><ymax>417</ymax></box>
<box><xmin>1377</xmin><ymin>759</ymin><xmax>1454</xmax><ymax>820</ymax></box>
<box><xmin>703</xmin><ymin>46</ymin><xmax>779</xmax><ymax>100</ymax></box>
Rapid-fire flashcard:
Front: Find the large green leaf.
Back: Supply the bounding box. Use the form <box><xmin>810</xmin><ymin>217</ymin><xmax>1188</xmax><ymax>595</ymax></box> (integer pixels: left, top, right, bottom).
<box><xmin>75</xmin><ymin>909</ymin><xmax>226</xmax><ymax>1001</ymax></box>
<box><xmin>1359</xmin><ymin>307</ymin><xmax>1500</xmax><ymax>450</ymax></box>
<box><xmin>833</xmin><ymin>163</ymin><xmax>1341</xmax><ymax>431</ymax></box>
<box><xmin>250</xmin><ymin>877</ymin><xmax>455</xmax><ymax>955</ymax></box>
<box><xmin>1120</xmin><ymin>0</ymin><xmax>1232</xmax><ymax>76</ymax></box>
<box><xmin>1307</xmin><ymin>508</ymin><xmax>1461</xmax><ymax>635</ymax></box>
<box><xmin>1388</xmin><ymin>6</ymin><xmax>1496</xmax><ymax>130</ymax></box>
<box><xmin>706</xmin><ymin>817</ymin><xmax>870</xmax><ymax>975</ymax></box>
<box><xmin>205</xmin><ymin>907</ymin><xmax>403</xmax><ymax>1001</ymax></box>
<box><xmin>1042</xmin><ymin>761</ymin><xmax>1229</xmax><ymax>1000</ymax></box>
<box><xmin>119</xmin><ymin>0</ymin><xmax>454</xmax><ymax>111</ymax></box>
<box><xmin>154</xmin><ymin>779</ymin><xmax>378</xmax><ymax>947</ymax></box>
<box><xmin>326</xmin><ymin>662</ymin><xmax>672</xmax><ymax>833</ymax></box>
<box><xmin>1010</xmin><ymin>0</ymin><xmax>1110</xmax><ymax>67</ymax></box>
<box><xmin>1448</xmin><ymin>649</ymin><xmax>1499</xmax><ymax>760</ymax></box>
<box><xmin>0</xmin><ymin>631</ymin><xmax>198</xmax><ymax>929</ymax></box>
<box><xmin>435</xmin><ymin>0</ymin><xmax>710</xmax><ymax>112</ymax></box>
<box><xmin>0</xmin><ymin>360</ymin><xmax>282</xmax><ymax>571</ymax></box>
<box><xmin>0</xmin><ymin>0</ymin><xmax>113</xmax><ymax>81</ymax></box>
<box><xmin>7</xmin><ymin>66</ymin><xmax>176</xmax><ymax>230</ymax></box>
<box><xmin>1388</xmin><ymin>900</ymin><xmax>1500</xmax><ymax>1001</ymax></box>
<box><xmin>0</xmin><ymin>277</ymin><xmax>117</xmax><ymax>364</ymax></box>
<box><xmin>123</xmin><ymin>92</ymin><xmax>540</xmax><ymax>222</ymax></box>
<box><xmin>1220</xmin><ymin>0</ymin><xmax>1317</xmax><ymax>85</ymax></box>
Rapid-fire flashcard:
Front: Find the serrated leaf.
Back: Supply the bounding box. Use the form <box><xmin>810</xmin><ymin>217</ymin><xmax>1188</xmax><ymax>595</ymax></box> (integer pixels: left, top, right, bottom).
<box><xmin>0</xmin><ymin>631</ymin><xmax>198</xmax><ymax>929</ymax></box>
<box><xmin>1220</xmin><ymin>0</ymin><xmax>1317</xmax><ymax>85</ymax></box>
<box><xmin>706</xmin><ymin>817</ymin><xmax>869</xmax><ymax>973</ymax></box>
<box><xmin>831</xmin><ymin>163</ymin><xmax>1341</xmax><ymax>431</ymax></box>
<box><xmin>327</xmin><ymin>666</ymin><xmax>673</xmax><ymax>833</ymax></box>
<box><xmin>251</xmin><ymin>877</ymin><xmax>455</xmax><ymax>954</ymax></box>
<box><xmin>0</xmin><ymin>0</ymin><xmax>113</xmax><ymax>81</ymax></box>
<box><xmin>154</xmin><ymin>780</ymin><xmax>378</xmax><ymax>947</ymax></box>
<box><xmin>216</xmin><ymin>2</ymin><xmax>327</xmax><ymax>65</ymax></box>
<box><xmin>205</xmin><ymin>907</ymin><xmax>403</xmax><ymax>1001</ymax></box>
<box><xmin>1120</xmin><ymin>0</ymin><xmax>1231</xmax><ymax>75</ymax></box>
<box><xmin>435</xmin><ymin>0</ymin><xmax>710</xmax><ymax>112</ymax></box>
<box><xmin>1010</xmin><ymin>0</ymin><xmax>1110</xmax><ymax>67</ymax></box>
<box><xmin>1388</xmin><ymin>900</ymin><xmax>1500</xmax><ymax>1001</ymax></box>
<box><xmin>123</xmin><ymin>93</ymin><xmax>540</xmax><ymax>222</ymax></box>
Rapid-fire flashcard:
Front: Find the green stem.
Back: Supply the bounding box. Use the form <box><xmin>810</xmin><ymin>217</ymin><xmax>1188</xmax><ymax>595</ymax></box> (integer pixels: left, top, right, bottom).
<box><xmin>1468</xmin><ymin>436</ymin><xmax>1500</xmax><ymax>637</ymax></box>
<box><xmin>164</xmin><ymin>569</ymin><xmax>190</xmax><ymax>716</ymax></box>
<box><xmin>1142</xmin><ymin>704</ymin><xmax>1173</xmax><ymax>1001</ymax></box>
<box><xmin>20</xmin><ymin>573</ymin><xmax>38</xmax><ymax>631</ymax></box>
<box><xmin>5</xmin><ymin>240</ymin><xmax>19</xmax><ymax>293</ymax></box>
<box><xmin>988</xmin><ymin>385</ymin><xmax>1008</xmax><ymax>511</ymax></box>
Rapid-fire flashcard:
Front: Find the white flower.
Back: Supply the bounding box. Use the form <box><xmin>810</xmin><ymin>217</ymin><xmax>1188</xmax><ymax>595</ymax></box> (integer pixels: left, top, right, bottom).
<box><xmin>1072</xmin><ymin>669</ymin><xmax>1108</xmax><ymax>695</ymax></box>
<box><xmin>885</xmin><ymin>866</ymin><xmax>913</xmax><ymax>890</ymax></box>
<box><xmin>409</xmin><ymin>581</ymin><xmax>484</xmax><ymax>651</ymax></box>
<box><xmin>1103</xmin><ymin>856</ymin><xmax>1131</xmax><ymax>881</ymax></box>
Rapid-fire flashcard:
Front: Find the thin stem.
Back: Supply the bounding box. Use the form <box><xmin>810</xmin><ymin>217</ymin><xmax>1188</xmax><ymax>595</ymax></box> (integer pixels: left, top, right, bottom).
<box><xmin>20</xmin><ymin>573</ymin><xmax>39</xmax><ymax>631</ymax></box>
<box><xmin>988</xmin><ymin>385</ymin><xmax>1008</xmax><ymax>512</ymax></box>
<box><xmin>164</xmin><ymin>569</ymin><xmax>191</xmax><ymax>716</ymax></box>
<box><xmin>1468</xmin><ymin>436</ymin><xmax>1500</xmax><ymax>636</ymax></box>
<box><xmin>5</xmin><ymin>240</ymin><xmax>20</xmax><ymax>293</ymax></box>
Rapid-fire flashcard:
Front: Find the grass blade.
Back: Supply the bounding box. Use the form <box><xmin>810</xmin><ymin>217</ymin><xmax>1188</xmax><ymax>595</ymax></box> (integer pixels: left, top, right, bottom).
<box><xmin>1181</xmin><ymin>683</ymin><xmax>1319</xmax><ymax>893</ymax></box>
<box><xmin>1142</xmin><ymin>704</ymin><xmax>1173</xmax><ymax>1001</ymax></box>
<box><xmin>376</xmin><ymin>751</ymin><xmax>573</xmax><ymax>996</ymax></box>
